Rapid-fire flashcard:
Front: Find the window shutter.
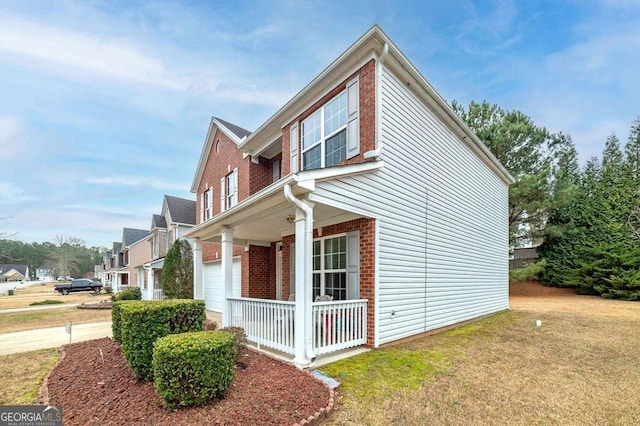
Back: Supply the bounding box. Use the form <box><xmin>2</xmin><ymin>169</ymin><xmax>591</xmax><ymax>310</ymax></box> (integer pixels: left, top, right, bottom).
<box><xmin>289</xmin><ymin>243</ymin><xmax>295</xmax><ymax>298</ymax></box>
<box><xmin>290</xmin><ymin>123</ymin><xmax>299</xmax><ymax>173</ymax></box>
<box><xmin>220</xmin><ymin>178</ymin><xmax>225</xmax><ymax>212</ymax></box>
<box><xmin>346</xmin><ymin>77</ymin><xmax>360</xmax><ymax>159</ymax></box>
<box><xmin>199</xmin><ymin>193</ymin><xmax>204</xmax><ymax>223</ymax></box>
<box><xmin>207</xmin><ymin>187</ymin><xmax>213</xmax><ymax>218</ymax></box>
<box><xmin>346</xmin><ymin>230</ymin><xmax>360</xmax><ymax>300</ymax></box>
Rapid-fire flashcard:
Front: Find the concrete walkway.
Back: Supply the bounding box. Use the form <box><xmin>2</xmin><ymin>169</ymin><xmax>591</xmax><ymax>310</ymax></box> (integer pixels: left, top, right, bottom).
<box><xmin>0</xmin><ymin>321</ymin><xmax>112</xmax><ymax>356</ymax></box>
<box><xmin>0</xmin><ymin>303</ymin><xmax>80</xmax><ymax>314</ymax></box>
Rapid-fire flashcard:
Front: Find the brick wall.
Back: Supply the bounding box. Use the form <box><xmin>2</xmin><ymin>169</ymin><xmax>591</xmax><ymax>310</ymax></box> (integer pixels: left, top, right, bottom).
<box><xmin>281</xmin><ymin>217</ymin><xmax>376</xmax><ymax>347</ymax></box>
<box><xmin>245</xmin><ymin>245</ymin><xmax>276</xmax><ymax>299</ymax></box>
<box><xmin>282</xmin><ymin>59</ymin><xmax>377</xmax><ymax>176</ymax></box>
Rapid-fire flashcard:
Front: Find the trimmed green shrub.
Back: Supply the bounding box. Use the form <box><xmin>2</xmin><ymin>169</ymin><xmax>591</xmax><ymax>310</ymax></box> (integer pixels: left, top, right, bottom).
<box><xmin>104</xmin><ymin>285</ymin><xmax>113</xmax><ymax>294</ymax></box>
<box><xmin>111</xmin><ymin>300</ymin><xmax>136</xmax><ymax>343</ymax></box>
<box><xmin>153</xmin><ymin>330</ymin><xmax>236</xmax><ymax>409</ymax></box>
<box><xmin>112</xmin><ymin>286</ymin><xmax>142</xmax><ymax>301</ymax></box>
<box><xmin>119</xmin><ymin>299</ymin><xmax>205</xmax><ymax>381</ymax></box>
<box><xmin>220</xmin><ymin>326</ymin><xmax>248</xmax><ymax>363</ymax></box>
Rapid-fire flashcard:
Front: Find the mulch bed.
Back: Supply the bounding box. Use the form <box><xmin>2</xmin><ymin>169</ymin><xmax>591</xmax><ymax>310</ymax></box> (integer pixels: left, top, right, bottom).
<box><xmin>509</xmin><ymin>280</ymin><xmax>577</xmax><ymax>298</ymax></box>
<box><xmin>41</xmin><ymin>338</ymin><xmax>332</xmax><ymax>425</ymax></box>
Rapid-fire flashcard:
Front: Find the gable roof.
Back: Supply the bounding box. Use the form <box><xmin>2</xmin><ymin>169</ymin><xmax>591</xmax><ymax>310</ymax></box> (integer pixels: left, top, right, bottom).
<box><xmin>0</xmin><ymin>264</ymin><xmax>28</xmax><ymax>276</ymax></box>
<box><xmin>239</xmin><ymin>24</ymin><xmax>513</xmax><ymax>185</ymax></box>
<box><xmin>112</xmin><ymin>242</ymin><xmax>122</xmax><ymax>255</ymax></box>
<box><xmin>190</xmin><ymin>117</ymin><xmax>252</xmax><ymax>192</ymax></box>
<box><xmin>214</xmin><ymin>117</ymin><xmax>251</xmax><ymax>140</ymax></box>
<box><xmin>122</xmin><ymin>228</ymin><xmax>151</xmax><ymax>248</ymax></box>
<box><xmin>152</xmin><ymin>214</ymin><xmax>167</xmax><ymax>229</ymax></box>
<box><xmin>164</xmin><ymin>195</ymin><xmax>196</xmax><ymax>225</ymax></box>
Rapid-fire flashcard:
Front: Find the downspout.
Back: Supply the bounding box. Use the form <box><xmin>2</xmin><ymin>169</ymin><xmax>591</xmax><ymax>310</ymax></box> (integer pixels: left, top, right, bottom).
<box><xmin>283</xmin><ymin>183</ymin><xmax>315</xmax><ymax>363</ymax></box>
<box><xmin>372</xmin><ymin>42</ymin><xmax>389</xmax><ymax>158</ymax></box>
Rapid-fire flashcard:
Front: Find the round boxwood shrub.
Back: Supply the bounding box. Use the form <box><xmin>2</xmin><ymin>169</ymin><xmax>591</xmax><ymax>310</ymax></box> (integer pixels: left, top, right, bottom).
<box><xmin>112</xmin><ymin>287</ymin><xmax>142</xmax><ymax>301</ymax></box>
<box><xmin>153</xmin><ymin>330</ymin><xmax>236</xmax><ymax>410</ymax></box>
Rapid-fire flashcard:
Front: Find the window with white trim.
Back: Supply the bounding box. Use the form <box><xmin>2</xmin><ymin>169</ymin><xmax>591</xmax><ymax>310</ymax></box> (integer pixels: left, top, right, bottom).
<box><xmin>226</xmin><ymin>169</ymin><xmax>238</xmax><ymax>208</ymax></box>
<box><xmin>203</xmin><ymin>187</ymin><xmax>213</xmax><ymax>220</ymax></box>
<box><xmin>302</xmin><ymin>92</ymin><xmax>347</xmax><ymax>170</ymax></box>
<box><xmin>312</xmin><ymin>235</ymin><xmax>347</xmax><ymax>300</ymax></box>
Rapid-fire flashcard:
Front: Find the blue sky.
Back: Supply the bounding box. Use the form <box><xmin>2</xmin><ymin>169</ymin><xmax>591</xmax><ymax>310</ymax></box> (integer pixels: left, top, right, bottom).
<box><xmin>0</xmin><ymin>0</ymin><xmax>638</xmax><ymax>248</ymax></box>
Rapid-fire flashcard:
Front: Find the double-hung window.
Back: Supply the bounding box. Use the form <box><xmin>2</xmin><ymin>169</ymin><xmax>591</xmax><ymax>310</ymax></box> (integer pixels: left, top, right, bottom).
<box><xmin>203</xmin><ymin>188</ymin><xmax>213</xmax><ymax>220</ymax></box>
<box><xmin>312</xmin><ymin>235</ymin><xmax>347</xmax><ymax>300</ymax></box>
<box><xmin>226</xmin><ymin>169</ymin><xmax>238</xmax><ymax>208</ymax></box>
<box><xmin>297</xmin><ymin>77</ymin><xmax>359</xmax><ymax>171</ymax></box>
<box><xmin>302</xmin><ymin>92</ymin><xmax>347</xmax><ymax>170</ymax></box>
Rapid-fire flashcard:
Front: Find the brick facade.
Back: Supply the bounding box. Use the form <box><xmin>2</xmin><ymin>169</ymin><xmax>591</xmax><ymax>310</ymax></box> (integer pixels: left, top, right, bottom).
<box><xmin>280</xmin><ymin>217</ymin><xmax>376</xmax><ymax>347</ymax></box>
<box><xmin>282</xmin><ymin>59</ymin><xmax>377</xmax><ymax>176</ymax></box>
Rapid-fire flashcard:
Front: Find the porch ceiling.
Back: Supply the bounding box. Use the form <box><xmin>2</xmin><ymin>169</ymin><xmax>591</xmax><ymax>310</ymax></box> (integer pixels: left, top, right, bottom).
<box><xmin>189</xmin><ymin>189</ymin><xmax>363</xmax><ymax>244</ymax></box>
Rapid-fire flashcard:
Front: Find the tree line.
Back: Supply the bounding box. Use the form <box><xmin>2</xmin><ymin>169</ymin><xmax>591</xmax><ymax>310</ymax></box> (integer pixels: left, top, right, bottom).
<box><xmin>453</xmin><ymin>101</ymin><xmax>640</xmax><ymax>300</ymax></box>
<box><xmin>0</xmin><ymin>235</ymin><xmax>103</xmax><ymax>280</ymax></box>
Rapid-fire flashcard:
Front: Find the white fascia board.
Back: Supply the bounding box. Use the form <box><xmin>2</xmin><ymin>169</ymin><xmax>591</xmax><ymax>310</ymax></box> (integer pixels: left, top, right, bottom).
<box><xmin>295</xmin><ymin>160</ymin><xmax>383</xmax><ymax>182</ymax></box>
<box><xmin>184</xmin><ymin>175</ymin><xmax>297</xmax><ymax>239</ymax></box>
<box><xmin>239</xmin><ymin>25</ymin><xmax>385</xmax><ymax>156</ymax></box>
<box><xmin>190</xmin><ymin>118</ymin><xmax>218</xmax><ymax>193</ymax></box>
<box><xmin>212</xmin><ymin>118</ymin><xmax>243</xmax><ymax>145</ymax></box>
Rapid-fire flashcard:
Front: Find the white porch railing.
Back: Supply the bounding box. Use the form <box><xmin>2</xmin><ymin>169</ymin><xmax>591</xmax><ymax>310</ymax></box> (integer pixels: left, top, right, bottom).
<box><xmin>228</xmin><ymin>297</ymin><xmax>368</xmax><ymax>357</ymax></box>
<box><xmin>312</xmin><ymin>299</ymin><xmax>367</xmax><ymax>355</ymax></box>
<box><xmin>142</xmin><ymin>288</ymin><xmax>164</xmax><ymax>300</ymax></box>
<box><xmin>229</xmin><ymin>297</ymin><xmax>296</xmax><ymax>354</ymax></box>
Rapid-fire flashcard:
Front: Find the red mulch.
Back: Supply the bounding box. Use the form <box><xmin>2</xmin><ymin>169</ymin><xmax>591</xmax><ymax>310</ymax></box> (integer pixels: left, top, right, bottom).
<box><xmin>43</xmin><ymin>338</ymin><xmax>331</xmax><ymax>425</ymax></box>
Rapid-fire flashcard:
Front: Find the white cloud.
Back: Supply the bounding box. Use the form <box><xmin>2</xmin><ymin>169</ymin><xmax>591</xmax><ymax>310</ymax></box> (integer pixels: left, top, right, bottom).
<box><xmin>0</xmin><ymin>182</ymin><xmax>37</xmax><ymax>204</ymax></box>
<box><xmin>85</xmin><ymin>176</ymin><xmax>188</xmax><ymax>191</ymax></box>
<box><xmin>0</xmin><ymin>116</ymin><xmax>21</xmax><ymax>158</ymax></box>
<box><xmin>0</xmin><ymin>17</ymin><xmax>189</xmax><ymax>91</ymax></box>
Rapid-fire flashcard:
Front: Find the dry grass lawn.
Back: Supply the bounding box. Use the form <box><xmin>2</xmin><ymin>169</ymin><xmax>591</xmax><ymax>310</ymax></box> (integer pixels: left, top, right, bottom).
<box><xmin>323</xmin><ymin>281</ymin><xmax>640</xmax><ymax>425</ymax></box>
<box><xmin>0</xmin><ymin>308</ymin><xmax>112</xmax><ymax>333</ymax></box>
<box><xmin>0</xmin><ymin>282</ymin><xmax>111</xmax><ymax>309</ymax></box>
<box><xmin>0</xmin><ymin>348</ymin><xmax>59</xmax><ymax>404</ymax></box>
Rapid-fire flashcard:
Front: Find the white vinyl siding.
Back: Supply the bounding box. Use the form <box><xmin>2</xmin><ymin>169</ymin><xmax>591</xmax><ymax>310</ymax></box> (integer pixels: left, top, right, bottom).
<box><xmin>309</xmin><ymin>64</ymin><xmax>509</xmax><ymax>346</ymax></box>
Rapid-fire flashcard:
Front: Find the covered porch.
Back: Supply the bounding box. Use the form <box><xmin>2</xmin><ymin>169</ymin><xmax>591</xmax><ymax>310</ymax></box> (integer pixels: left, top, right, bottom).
<box><xmin>186</xmin><ymin>168</ymin><xmax>377</xmax><ymax>368</ymax></box>
<box><xmin>141</xmin><ymin>258</ymin><xmax>164</xmax><ymax>301</ymax></box>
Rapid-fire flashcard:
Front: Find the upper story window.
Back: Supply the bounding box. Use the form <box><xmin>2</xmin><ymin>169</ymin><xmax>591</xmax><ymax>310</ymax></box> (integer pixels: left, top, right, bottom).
<box><xmin>220</xmin><ymin>168</ymin><xmax>239</xmax><ymax>212</ymax></box>
<box><xmin>296</xmin><ymin>76</ymin><xmax>360</xmax><ymax>172</ymax></box>
<box><xmin>227</xmin><ymin>169</ymin><xmax>238</xmax><ymax>208</ymax></box>
<box><xmin>302</xmin><ymin>92</ymin><xmax>347</xmax><ymax>170</ymax></box>
<box><xmin>200</xmin><ymin>187</ymin><xmax>214</xmax><ymax>222</ymax></box>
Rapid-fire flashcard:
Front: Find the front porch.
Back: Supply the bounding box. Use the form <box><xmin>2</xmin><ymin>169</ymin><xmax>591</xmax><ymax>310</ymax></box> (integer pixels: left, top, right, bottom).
<box><xmin>186</xmin><ymin>170</ymin><xmax>379</xmax><ymax>368</ymax></box>
<box><xmin>228</xmin><ymin>297</ymin><xmax>367</xmax><ymax>357</ymax></box>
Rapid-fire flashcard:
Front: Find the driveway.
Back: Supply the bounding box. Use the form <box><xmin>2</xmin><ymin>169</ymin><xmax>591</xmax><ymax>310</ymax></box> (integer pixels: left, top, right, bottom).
<box><xmin>0</xmin><ymin>321</ymin><xmax>112</xmax><ymax>356</ymax></box>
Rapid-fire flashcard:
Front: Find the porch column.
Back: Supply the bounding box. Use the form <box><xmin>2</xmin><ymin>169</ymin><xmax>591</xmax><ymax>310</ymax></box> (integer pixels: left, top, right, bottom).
<box><xmin>192</xmin><ymin>239</ymin><xmax>203</xmax><ymax>300</ymax></box>
<box><xmin>221</xmin><ymin>228</ymin><xmax>234</xmax><ymax>327</ymax></box>
<box><xmin>293</xmin><ymin>201</ymin><xmax>315</xmax><ymax>368</ymax></box>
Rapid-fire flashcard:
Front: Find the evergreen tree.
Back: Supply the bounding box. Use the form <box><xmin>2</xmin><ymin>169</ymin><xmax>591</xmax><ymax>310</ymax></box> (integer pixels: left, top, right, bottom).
<box><xmin>161</xmin><ymin>239</ymin><xmax>194</xmax><ymax>299</ymax></box>
<box><xmin>452</xmin><ymin>100</ymin><xmax>577</xmax><ymax>248</ymax></box>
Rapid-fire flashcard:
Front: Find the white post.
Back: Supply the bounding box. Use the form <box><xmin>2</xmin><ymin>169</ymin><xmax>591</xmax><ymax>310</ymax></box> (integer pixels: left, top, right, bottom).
<box><xmin>293</xmin><ymin>201</ymin><xmax>315</xmax><ymax>369</ymax></box>
<box><xmin>193</xmin><ymin>240</ymin><xmax>203</xmax><ymax>300</ymax></box>
<box><xmin>146</xmin><ymin>268</ymin><xmax>153</xmax><ymax>300</ymax></box>
<box><xmin>221</xmin><ymin>228</ymin><xmax>234</xmax><ymax>327</ymax></box>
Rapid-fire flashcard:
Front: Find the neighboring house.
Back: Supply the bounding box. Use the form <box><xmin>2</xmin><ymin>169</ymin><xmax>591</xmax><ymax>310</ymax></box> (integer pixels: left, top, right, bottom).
<box><xmin>510</xmin><ymin>246</ymin><xmax>540</xmax><ymax>270</ymax></box>
<box><xmin>116</xmin><ymin>228</ymin><xmax>151</xmax><ymax>291</ymax></box>
<box><xmin>183</xmin><ymin>25</ymin><xmax>514</xmax><ymax>368</ymax></box>
<box><xmin>106</xmin><ymin>242</ymin><xmax>123</xmax><ymax>288</ymax></box>
<box><xmin>141</xmin><ymin>195</ymin><xmax>197</xmax><ymax>300</ymax></box>
<box><xmin>36</xmin><ymin>265</ymin><xmax>54</xmax><ymax>281</ymax></box>
<box><xmin>0</xmin><ymin>264</ymin><xmax>29</xmax><ymax>282</ymax></box>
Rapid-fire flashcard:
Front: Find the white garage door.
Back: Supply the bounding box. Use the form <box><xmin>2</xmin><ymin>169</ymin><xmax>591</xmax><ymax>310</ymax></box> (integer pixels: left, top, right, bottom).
<box><xmin>204</xmin><ymin>258</ymin><xmax>241</xmax><ymax>312</ymax></box>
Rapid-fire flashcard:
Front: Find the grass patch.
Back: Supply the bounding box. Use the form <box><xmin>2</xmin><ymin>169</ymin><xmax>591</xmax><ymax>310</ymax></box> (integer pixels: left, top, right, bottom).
<box><xmin>323</xmin><ymin>297</ymin><xmax>640</xmax><ymax>426</ymax></box>
<box><xmin>0</xmin><ymin>348</ymin><xmax>59</xmax><ymax>404</ymax></box>
<box><xmin>29</xmin><ymin>300</ymin><xmax>64</xmax><ymax>306</ymax></box>
<box><xmin>0</xmin><ymin>308</ymin><xmax>112</xmax><ymax>333</ymax></box>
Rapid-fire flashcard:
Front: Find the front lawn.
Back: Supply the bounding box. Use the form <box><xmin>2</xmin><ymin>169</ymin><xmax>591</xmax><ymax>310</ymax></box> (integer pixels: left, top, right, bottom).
<box><xmin>322</xmin><ymin>283</ymin><xmax>640</xmax><ymax>425</ymax></box>
<box><xmin>0</xmin><ymin>308</ymin><xmax>112</xmax><ymax>333</ymax></box>
<box><xmin>0</xmin><ymin>348</ymin><xmax>59</xmax><ymax>404</ymax></box>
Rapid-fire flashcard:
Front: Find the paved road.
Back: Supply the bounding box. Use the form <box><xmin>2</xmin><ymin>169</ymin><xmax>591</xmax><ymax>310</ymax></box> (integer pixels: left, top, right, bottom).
<box><xmin>0</xmin><ymin>321</ymin><xmax>112</xmax><ymax>356</ymax></box>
